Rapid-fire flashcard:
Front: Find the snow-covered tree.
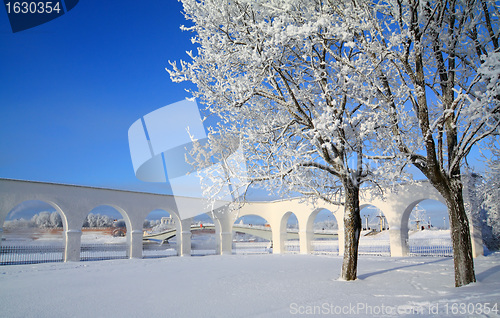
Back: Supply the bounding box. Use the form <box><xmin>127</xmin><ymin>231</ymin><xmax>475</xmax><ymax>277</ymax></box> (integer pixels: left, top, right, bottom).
<box><xmin>3</xmin><ymin>211</ymin><xmax>63</xmax><ymax>229</ymax></box>
<box><xmin>319</xmin><ymin>0</ymin><xmax>498</xmax><ymax>286</ymax></box>
<box><xmin>32</xmin><ymin>211</ymin><xmax>51</xmax><ymax>228</ymax></box>
<box><xmin>49</xmin><ymin>211</ymin><xmax>63</xmax><ymax>228</ymax></box>
<box><xmin>144</xmin><ymin>220</ymin><xmax>159</xmax><ymax>229</ymax></box>
<box><xmin>3</xmin><ymin>218</ymin><xmax>33</xmax><ymax>229</ymax></box>
<box><xmin>169</xmin><ymin>0</ymin><xmax>498</xmax><ymax>286</ymax></box>
<box><xmin>169</xmin><ymin>0</ymin><xmax>407</xmax><ymax>281</ymax></box>
<box><xmin>481</xmin><ymin>139</ymin><xmax>500</xmax><ymax>250</ymax></box>
<box><xmin>82</xmin><ymin>213</ymin><xmax>114</xmax><ymax>228</ymax></box>
<box><xmin>30</xmin><ymin>211</ymin><xmax>62</xmax><ymax>228</ymax></box>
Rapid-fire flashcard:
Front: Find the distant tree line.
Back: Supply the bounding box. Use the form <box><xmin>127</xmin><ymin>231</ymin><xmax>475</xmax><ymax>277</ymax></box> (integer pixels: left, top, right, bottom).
<box><xmin>4</xmin><ymin>212</ymin><xmax>127</xmax><ymax>229</ymax></box>
<box><xmin>4</xmin><ymin>211</ymin><xmax>63</xmax><ymax>229</ymax></box>
<box><xmin>82</xmin><ymin>213</ymin><xmax>116</xmax><ymax>228</ymax></box>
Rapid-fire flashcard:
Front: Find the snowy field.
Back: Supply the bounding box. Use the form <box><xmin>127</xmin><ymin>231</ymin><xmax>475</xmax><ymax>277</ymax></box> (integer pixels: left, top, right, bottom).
<box><xmin>1</xmin><ymin>252</ymin><xmax>499</xmax><ymax>317</ymax></box>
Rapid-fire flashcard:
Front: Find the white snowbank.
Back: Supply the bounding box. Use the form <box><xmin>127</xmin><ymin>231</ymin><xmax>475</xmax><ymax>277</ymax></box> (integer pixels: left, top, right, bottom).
<box><xmin>1</xmin><ymin>253</ymin><xmax>499</xmax><ymax>317</ymax></box>
<box><xmin>80</xmin><ymin>232</ymin><xmax>127</xmax><ymax>244</ymax></box>
<box><xmin>409</xmin><ymin>229</ymin><xmax>450</xmax><ymax>239</ymax></box>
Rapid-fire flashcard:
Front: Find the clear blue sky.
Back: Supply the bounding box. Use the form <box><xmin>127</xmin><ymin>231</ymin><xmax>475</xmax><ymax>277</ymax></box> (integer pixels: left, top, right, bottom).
<box><xmin>0</xmin><ymin>1</ymin><xmax>195</xmax><ymax>194</ymax></box>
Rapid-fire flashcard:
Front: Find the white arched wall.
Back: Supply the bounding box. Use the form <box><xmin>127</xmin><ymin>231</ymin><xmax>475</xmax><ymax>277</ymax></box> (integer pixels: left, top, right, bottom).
<box><xmin>142</xmin><ymin>208</ymin><xmax>186</xmax><ymax>256</ymax></box>
<box><xmin>399</xmin><ymin>199</ymin><xmax>429</xmax><ymax>256</ymax></box>
<box><xmin>0</xmin><ymin>179</ymin><xmax>187</xmax><ymax>261</ymax></box>
<box><xmin>237</xmin><ymin>199</ymin><xmax>344</xmax><ymax>255</ymax></box>
<box><xmin>1</xmin><ymin>199</ymin><xmax>69</xmax><ymax>233</ymax></box>
<box><xmin>303</xmin><ymin>209</ymin><xmax>323</xmax><ymax>255</ymax></box>
<box><xmin>84</xmin><ymin>204</ymin><xmax>133</xmax><ymax>257</ymax></box>
<box><xmin>0</xmin><ymin>195</ymin><xmax>82</xmax><ymax>262</ymax></box>
<box><xmin>212</xmin><ymin>208</ymin><xmax>236</xmax><ymax>255</ymax></box>
<box><xmin>232</xmin><ymin>214</ymin><xmax>272</xmax><ymax>252</ymax></box>
<box><xmin>2</xmin><ymin>199</ymin><xmax>69</xmax><ymax>259</ymax></box>
<box><xmin>304</xmin><ymin>208</ymin><xmax>342</xmax><ymax>255</ymax></box>
<box><xmin>0</xmin><ymin>179</ymin><xmax>484</xmax><ymax>261</ymax></box>
<box><xmin>238</xmin><ymin>200</ymin><xmax>304</xmax><ymax>254</ymax></box>
<box><xmin>306</xmin><ymin>202</ymin><xmax>343</xmax><ymax>255</ymax></box>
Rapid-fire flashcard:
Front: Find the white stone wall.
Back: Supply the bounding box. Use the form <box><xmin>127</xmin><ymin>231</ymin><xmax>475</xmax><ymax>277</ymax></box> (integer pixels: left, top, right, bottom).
<box><xmin>0</xmin><ymin>178</ymin><xmax>483</xmax><ymax>261</ymax></box>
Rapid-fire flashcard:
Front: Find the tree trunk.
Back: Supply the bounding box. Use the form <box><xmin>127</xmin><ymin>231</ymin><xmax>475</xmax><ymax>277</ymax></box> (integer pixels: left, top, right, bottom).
<box><xmin>440</xmin><ymin>178</ymin><xmax>476</xmax><ymax>287</ymax></box>
<box><xmin>341</xmin><ymin>182</ymin><xmax>361</xmax><ymax>281</ymax></box>
<box><xmin>428</xmin><ymin>172</ymin><xmax>476</xmax><ymax>287</ymax></box>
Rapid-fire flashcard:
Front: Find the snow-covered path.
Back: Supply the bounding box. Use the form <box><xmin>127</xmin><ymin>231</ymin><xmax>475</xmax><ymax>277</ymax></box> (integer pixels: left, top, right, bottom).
<box><xmin>1</xmin><ymin>253</ymin><xmax>499</xmax><ymax>317</ymax></box>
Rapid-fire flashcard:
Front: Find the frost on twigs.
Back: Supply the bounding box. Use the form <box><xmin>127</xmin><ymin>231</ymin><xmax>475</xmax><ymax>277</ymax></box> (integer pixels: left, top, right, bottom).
<box><xmin>186</xmin><ymin>132</ymin><xmax>249</xmax><ymax>213</ymax></box>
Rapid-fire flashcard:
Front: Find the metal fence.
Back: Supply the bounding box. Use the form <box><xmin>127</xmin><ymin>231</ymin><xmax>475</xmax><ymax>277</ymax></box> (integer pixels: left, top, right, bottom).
<box><xmin>311</xmin><ymin>238</ymin><xmax>452</xmax><ymax>257</ymax></box>
<box><xmin>408</xmin><ymin>238</ymin><xmax>453</xmax><ymax>257</ymax></box>
<box><xmin>265</xmin><ymin>239</ymin><xmax>391</xmax><ymax>256</ymax></box>
<box><xmin>233</xmin><ymin>241</ymin><xmax>272</xmax><ymax>254</ymax></box>
<box><xmin>0</xmin><ymin>237</ymin><xmax>454</xmax><ymax>265</ymax></box>
<box><xmin>285</xmin><ymin>240</ymin><xmax>300</xmax><ymax>253</ymax></box>
<box><xmin>80</xmin><ymin>243</ymin><xmax>128</xmax><ymax>261</ymax></box>
<box><xmin>312</xmin><ymin>240</ymin><xmax>339</xmax><ymax>255</ymax></box>
<box><xmin>359</xmin><ymin>240</ymin><xmax>391</xmax><ymax>256</ymax></box>
<box><xmin>311</xmin><ymin>240</ymin><xmax>391</xmax><ymax>256</ymax></box>
<box><xmin>0</xmin><ymin>244</ymin><xmax>64</xmax><ymax>265</ymax></box>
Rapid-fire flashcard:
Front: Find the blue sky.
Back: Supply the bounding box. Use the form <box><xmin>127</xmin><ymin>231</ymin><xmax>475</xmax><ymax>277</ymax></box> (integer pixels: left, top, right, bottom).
<box><xmin>1</xmin><ymin>1</ymin><xmax>195</xmax><ymax>194</ymax></box>
<box><xmin>0</xmin><ymin>1</ymin><xmax>469</xmax><ymax>225</ymax></box>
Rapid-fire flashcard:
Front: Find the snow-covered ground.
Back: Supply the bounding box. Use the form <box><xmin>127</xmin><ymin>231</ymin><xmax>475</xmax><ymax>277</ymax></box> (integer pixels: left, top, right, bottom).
<box><xmin>1</xmin><ymin>252</ymin><xmax>499</xmax><ymax>317</ymax></box>
<box><xmin>1</xmin><ymin>229</ymin><xmax>498</xmax><ymax>317</ymax></box>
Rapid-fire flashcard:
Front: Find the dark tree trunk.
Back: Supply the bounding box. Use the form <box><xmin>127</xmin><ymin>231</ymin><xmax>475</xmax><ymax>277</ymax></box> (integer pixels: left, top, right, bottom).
<box><xmin>434</xmin><ymin>177</ymin><xmax>476</xmax><ymax>287</ymax></box>
<box><xmin>341</xmin><ymin>182</ymin><xmax>361</xmax><ymax>281</ymax></box>
<box><xmin>410</xmin><ymin>33</ymin><xmax>476</xmax><ymax>286</ymax></box>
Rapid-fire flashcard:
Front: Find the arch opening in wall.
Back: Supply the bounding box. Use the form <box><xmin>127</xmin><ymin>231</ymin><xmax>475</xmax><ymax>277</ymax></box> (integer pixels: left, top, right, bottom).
<box><xmin>283</xmin><ymin>212</ymin><xmax>299</xmax><ymax>253</ymax></box>
<box><xmin>142</xmin><ymin>209</ymin><xmax>178</xmax><ymax>258</ymax></box>
<box><xmin>408</xmin><ymin>200</ymin><xmax>449</xmax><ymax>231</ymax></box>
<box><xmin>80</xmin><ymin>205</ymin><xmax>129</xmax><ymax>261</ymax></box>
<box><xmin>360</xmin><ymin>205</ymin><xmax>388</xmax><ymax>233</ymax></box>
<box><xmin>405</xmin><ymin>199</ymin><xmax>452</xmax><ymax>257</ymax></box>
<box><xmin>310</xmin><ymin>209</ymin><xmax>339</xmax><ymax>255</ymax></box>
<box><xmin>1</xmin><ymin>200</ymin><xmax>65</xmax><ymax>265</ymax></box>
<box><xmin>191</xmin><ymin>213</ymin><xmax>216</xmax><ymax>256</ymax></box>
<box><xmin>233</xmin><ymin>215</ymin><xmax>271</xmax><ymax>254</ymax></box>
<box><xmin>359</xmin><ymin>204</ymin><xmax>390</xmax><ymax>256</ymax></box>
